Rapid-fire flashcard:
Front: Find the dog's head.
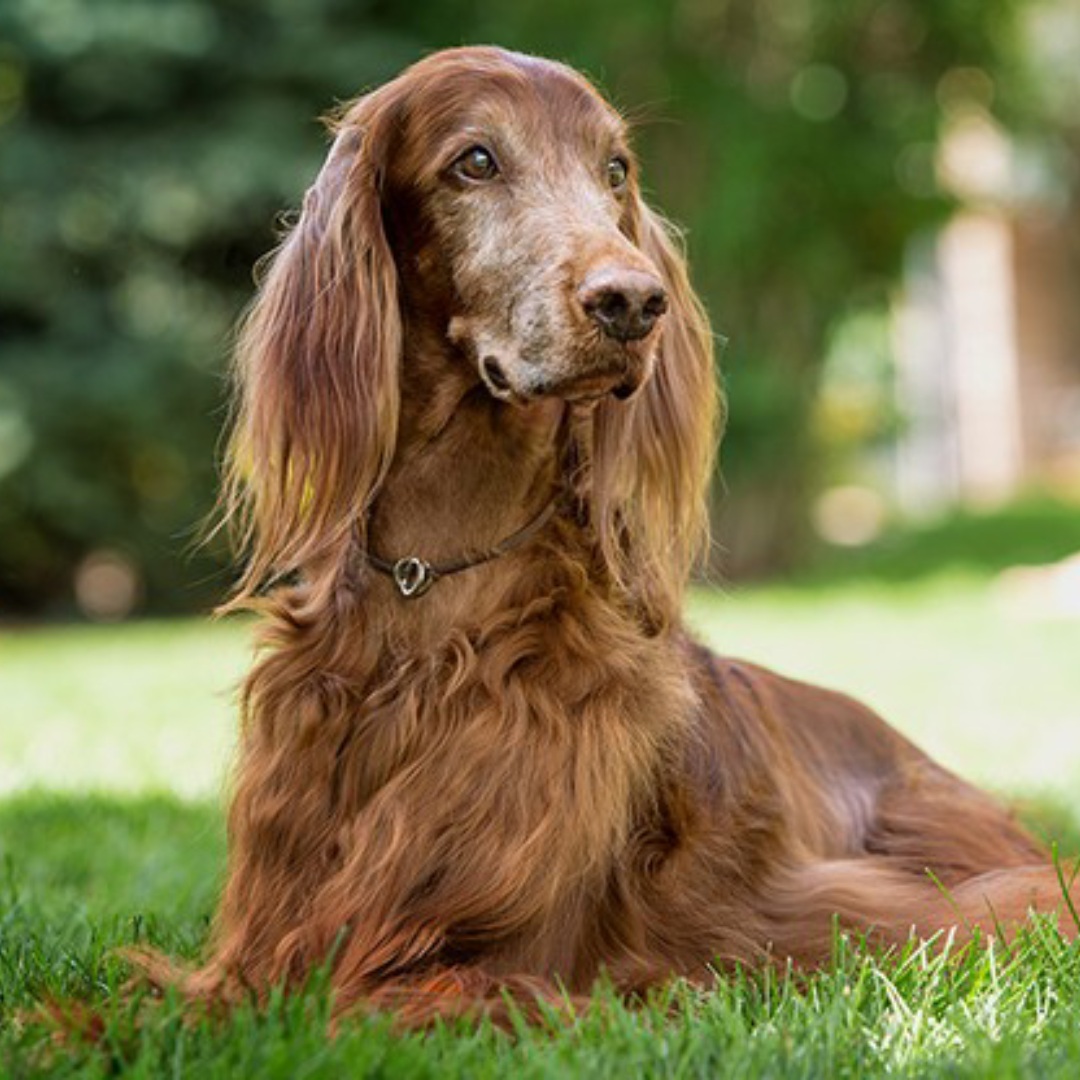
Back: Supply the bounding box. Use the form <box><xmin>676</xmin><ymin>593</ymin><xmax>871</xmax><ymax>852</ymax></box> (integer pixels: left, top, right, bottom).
<box><xmin>377</xmin><ymin>49</ymin><xmax>667</xmax><ymax>405</ymax></box>
<box><xmin>226</xmin><ymin>47</ymin><xmax>719</xmax><ymax>615</ymax></box>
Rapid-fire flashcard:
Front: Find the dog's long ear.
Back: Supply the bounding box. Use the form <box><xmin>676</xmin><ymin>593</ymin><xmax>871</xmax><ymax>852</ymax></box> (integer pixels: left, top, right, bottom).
<box><xmin>222</xmin><ymin>89</ymin><xmax>403</xmax><ymax>604</ymax></box>
<box><xmin>591</xmin><ymin>197</ymin><xmax>722</xmax><ymax>625</ymax></box>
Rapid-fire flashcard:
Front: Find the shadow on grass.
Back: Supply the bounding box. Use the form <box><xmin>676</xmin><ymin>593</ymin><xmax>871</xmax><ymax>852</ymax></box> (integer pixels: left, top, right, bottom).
<box><xmin>0</xmin><ymin>792</ymin><xmax>223</xmax><ymax>1009</ymax></box>
<box><xmin>0</xmin><ymin>791</ymin><xmax>223</xmax><ymax>918</ymax></box>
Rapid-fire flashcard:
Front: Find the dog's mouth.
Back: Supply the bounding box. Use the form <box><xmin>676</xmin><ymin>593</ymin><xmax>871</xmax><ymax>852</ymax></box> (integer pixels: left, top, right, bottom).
<box><xmin>452</xmin><ymin>315</ymin><xmax>649</xmax><ymax>405</ymax></box>
<box><xmin>479</xmin><ymin>354</ymin><xmax>645</xmax><ymax>405</ymax></box>
<box><xmin>556</xmin><ymin>368</ymin><xmax>644</xmax><ymax>403</ymax></box>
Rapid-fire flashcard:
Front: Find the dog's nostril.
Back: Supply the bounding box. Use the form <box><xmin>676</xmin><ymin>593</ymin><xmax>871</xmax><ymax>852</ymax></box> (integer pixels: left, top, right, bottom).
<box><xmin>596</xmin><ymin>291</ymin><xmax>629</xmax><ymax>322</ymax></box>
<box><xmin>643</xmin><ymin>291</ymin><xmax>668</xmax><ymax>320</ymax></box>
<box><xmin>482</xmin><ymin>357</ymin><xmax>511</xmax><ymax>393</ymax></box>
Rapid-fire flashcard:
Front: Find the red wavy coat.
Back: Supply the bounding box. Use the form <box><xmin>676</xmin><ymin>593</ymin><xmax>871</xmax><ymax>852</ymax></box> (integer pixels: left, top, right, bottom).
<box><xmin>162</xmin><ymin>47</ymin><xmax>1072</xmax><ymax>1023</ymax></box>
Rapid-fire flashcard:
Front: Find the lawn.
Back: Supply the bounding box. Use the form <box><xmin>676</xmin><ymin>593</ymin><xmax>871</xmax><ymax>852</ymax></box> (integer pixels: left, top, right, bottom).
<box><xmin>2</xmin><ymin>575</ymin><xmax>1079</xmax><ymax>1076</ymax></box>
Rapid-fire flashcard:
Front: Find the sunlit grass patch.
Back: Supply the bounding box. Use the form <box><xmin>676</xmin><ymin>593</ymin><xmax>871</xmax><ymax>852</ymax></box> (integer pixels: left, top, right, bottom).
<box><xmin>0</xmin><ymin>619</ymin><xmax>247</xmax><ymax>798</ymax></box>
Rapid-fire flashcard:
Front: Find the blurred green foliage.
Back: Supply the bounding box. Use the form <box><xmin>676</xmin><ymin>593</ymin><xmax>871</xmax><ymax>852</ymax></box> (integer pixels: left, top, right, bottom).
<box><xmin>0</xmin><ymin>0</ymin><xmax>1066</xmax><ymax>615</ymax></box>
<box><xmin>808</xmin><ymin>495</ymin><xmax>1080</xmax><ymax>584</ymax></box>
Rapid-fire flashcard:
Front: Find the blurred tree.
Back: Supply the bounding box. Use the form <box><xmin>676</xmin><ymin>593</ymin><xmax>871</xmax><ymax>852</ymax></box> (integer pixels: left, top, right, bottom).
<box><xmin>0</xmin><ymin>0</ymin><xmax>1065</xmax><ymax>614</ymax></box>
<box><xmin>0</xmin><ymin>0</ymin><xmax>423</xmax><ymax>614</ymax></box>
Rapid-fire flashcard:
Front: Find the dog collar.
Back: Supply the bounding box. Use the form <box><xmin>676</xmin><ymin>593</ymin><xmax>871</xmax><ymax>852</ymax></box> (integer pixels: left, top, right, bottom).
<box><xmin>367</xmin><ymin>497</ymin><xmax>558</xmax><ymax>598</ymax></box>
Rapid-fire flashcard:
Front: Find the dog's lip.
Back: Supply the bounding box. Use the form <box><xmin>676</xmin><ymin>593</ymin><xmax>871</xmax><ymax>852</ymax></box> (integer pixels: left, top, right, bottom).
<box><xmin>553</xmin><ymin>367</ymin><xmax>646</xmax><ymax>403</ymax></box>
<box><xmin>480</xmin><ymin>356</ymin><xmax>514</xmax><ymax>397</ymax></box>
<box><xmin>479</xmin><ymin>366</ymin><xmax>646</xmax><ymax>405</ymax></box>
<box><xmin>472</xmin><ymin>341</ymin><xmax>649</xmax><ymax>405</ymax></box>
<box><xmin>477</xmin><ymin>354</ymin><xmax>535</xmax><ymax>406</ymax></box>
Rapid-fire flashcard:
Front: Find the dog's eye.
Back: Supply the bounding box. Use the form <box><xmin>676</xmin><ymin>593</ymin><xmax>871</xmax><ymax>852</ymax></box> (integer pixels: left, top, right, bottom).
<box><xmin>607</xmin><ymin>157</ymin><xmax>629</xmax><ymax>191</ymax></box>
<box><xmin>455</xmin><ymin>146</ymin><xmax>499</xmax><ymax>182</ymax></box>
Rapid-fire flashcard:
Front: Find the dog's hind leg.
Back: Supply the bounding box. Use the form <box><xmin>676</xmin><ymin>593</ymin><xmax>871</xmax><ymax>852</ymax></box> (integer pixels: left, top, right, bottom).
<box><xmin>761</xmin><ymin>855</ymin><xmax>1078</xmax><ymax>968</ymax></box>
<box><xmin>860</xmin><ymin>758</ymin><xmax>1048</xmax><ymax>882</ymax></box>
<box><xmin>760</xmin><ymin>751</ymin><xmax>1078</xmax><ymax>966</ymax></box>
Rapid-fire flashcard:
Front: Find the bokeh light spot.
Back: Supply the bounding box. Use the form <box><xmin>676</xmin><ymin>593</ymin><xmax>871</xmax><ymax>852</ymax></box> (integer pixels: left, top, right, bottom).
<box><xmin>74</xmin><ymin>550</ymin><xmax>143</xmax><ymax>621</ymax></box>
<box><xmin>813</xmin><ymin>486</ymin><xmax>888</xmax><ymax>547</ymax></box>
<box><xmin>790</xmin><ymin>64</ymin><xmax>848</xmax><ymax>121</ymax></box>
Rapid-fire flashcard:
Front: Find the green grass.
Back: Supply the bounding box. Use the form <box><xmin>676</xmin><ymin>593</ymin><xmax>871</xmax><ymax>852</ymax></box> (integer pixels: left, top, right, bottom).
<box><xmin>2</xmin><ymin>577</ymin><xmax>1079</xmax><ymax>1076</ymax></box>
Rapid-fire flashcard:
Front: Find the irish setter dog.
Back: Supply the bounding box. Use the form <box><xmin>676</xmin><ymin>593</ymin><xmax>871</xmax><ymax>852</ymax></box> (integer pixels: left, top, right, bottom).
<box><xmin>164</xmin><ymin>46</ymin><xmax>1074</xmax><ymax>1023</ymax></box>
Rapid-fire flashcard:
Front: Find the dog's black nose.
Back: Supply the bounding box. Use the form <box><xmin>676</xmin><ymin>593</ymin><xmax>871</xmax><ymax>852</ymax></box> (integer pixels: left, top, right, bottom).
<box><xmin>578</xmin><ymin>269</ymin><xmax>668</xmax><ymax>343</ymax></box>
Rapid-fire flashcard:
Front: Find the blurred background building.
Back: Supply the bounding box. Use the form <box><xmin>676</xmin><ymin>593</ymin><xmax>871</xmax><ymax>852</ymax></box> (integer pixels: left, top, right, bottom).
<box><xmin>893</xmin><ymin>119</ymin><xmax>1080</xmax><ymax>513</ymax></box>
<box><xmin>1</xmin><ymin>0</ymin><xmax>1078</xmax><ymax>619</ymax></box>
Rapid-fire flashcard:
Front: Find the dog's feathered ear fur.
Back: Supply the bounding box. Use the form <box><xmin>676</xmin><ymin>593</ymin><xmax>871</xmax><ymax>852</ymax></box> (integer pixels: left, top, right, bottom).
<box><xmin>590</xmin><ymin>196</ymin><xmax>722</xmax><ymax>625</ymax></box>
<box><xmin>222</xmin><ymin>89</ymin><xmax>403</xmax><ymax>604</ymax></box>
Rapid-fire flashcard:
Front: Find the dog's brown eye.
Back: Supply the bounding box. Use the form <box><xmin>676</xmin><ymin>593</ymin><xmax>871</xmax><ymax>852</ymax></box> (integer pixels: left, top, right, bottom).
<box><xmin>455</xmin><ymin>146</ymin><xmax>499</xmax><ymax>182</ymax></box>
<box><xmin>607</xmin><ymin>157</ymin><xmax>629</xmax><ymax>191</ymax></box>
